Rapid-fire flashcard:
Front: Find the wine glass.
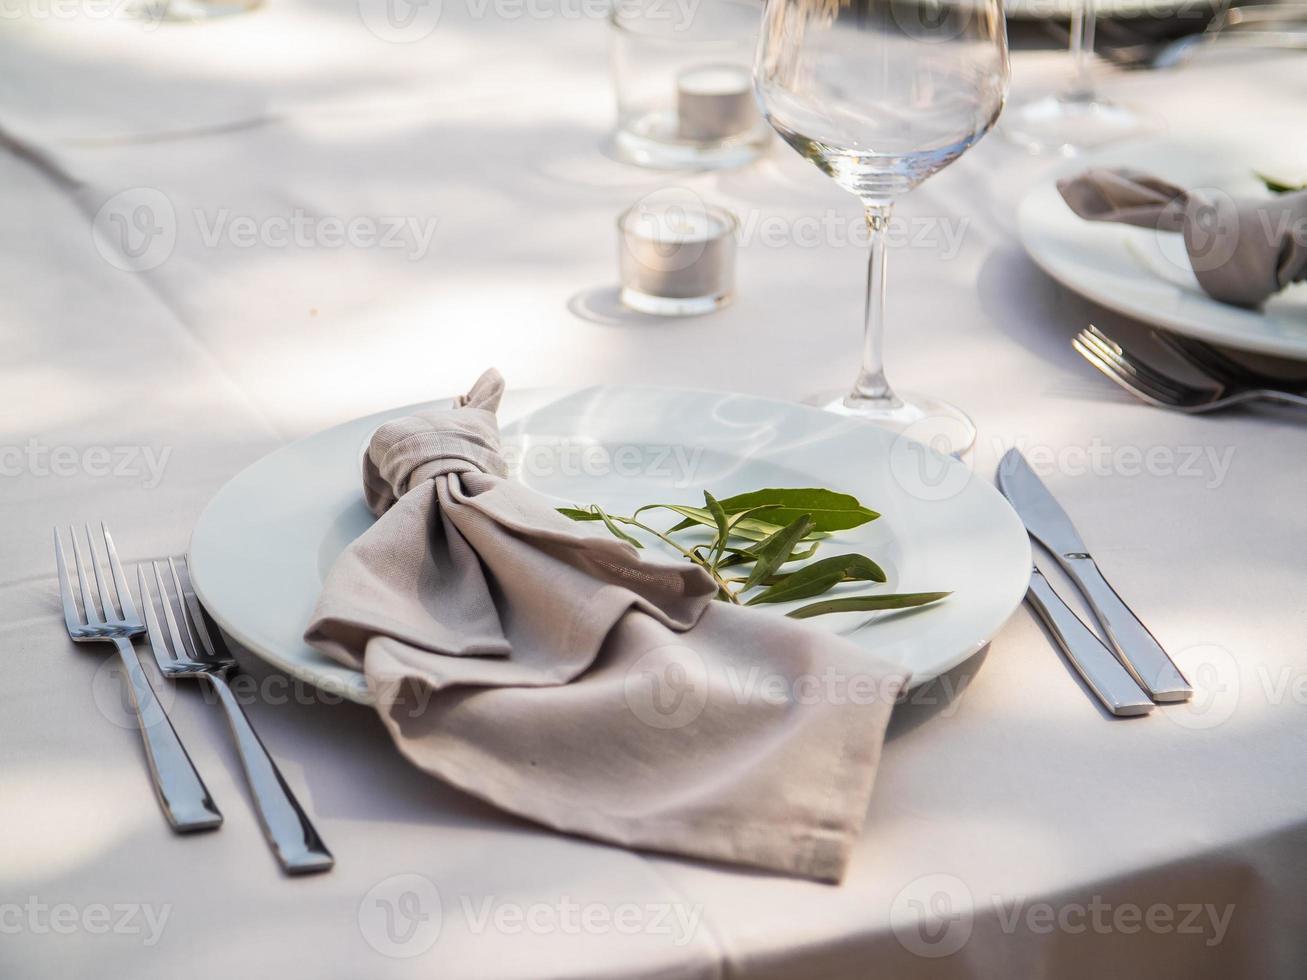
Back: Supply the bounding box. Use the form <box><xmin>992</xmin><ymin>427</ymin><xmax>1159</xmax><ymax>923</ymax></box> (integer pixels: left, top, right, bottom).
<box><xmin>755</xmin><ymin>0</ymin><xmax>1009</xmax><ymax>455</ymax></box>
<box><xmin>1003</xmin><ymin>0</ymin><xmax>1152</xmax><ymax>154</ymax></box>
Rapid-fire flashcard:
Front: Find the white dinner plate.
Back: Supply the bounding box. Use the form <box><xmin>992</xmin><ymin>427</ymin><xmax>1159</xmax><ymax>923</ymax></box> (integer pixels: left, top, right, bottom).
<box><xmin>189</xmin><ymin>386</ymin><xmax>1031</xmax><ymax>704</ymax></box>
<box><xmin>1018</xmin><ymin>134</ymin><xmax>1307</xmax><ymax>360</ymax></box>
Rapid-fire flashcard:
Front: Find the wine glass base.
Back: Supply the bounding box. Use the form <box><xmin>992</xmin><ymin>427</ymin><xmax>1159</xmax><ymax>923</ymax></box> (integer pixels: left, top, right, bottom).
<box><xmin>1002</xmin><ymin>94</ymin><xmax>1154</xmax><ymax>155</ymax></box>
<box><xmin>804</xmin><ymin>389</ymin><xmax>976</xmax><ymax>458</ymax></box>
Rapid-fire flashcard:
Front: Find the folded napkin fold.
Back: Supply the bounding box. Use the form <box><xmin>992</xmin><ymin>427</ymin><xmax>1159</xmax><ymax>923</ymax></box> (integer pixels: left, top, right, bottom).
<box><xmin>1057</xmin><ymin>167</ymin><xmax>1307</xmax><ymax>308</ymax></box>
<box><xmin>305</xmin><ymin>370</ymin><xmax>908</xmax><ymax>881</ymax></box>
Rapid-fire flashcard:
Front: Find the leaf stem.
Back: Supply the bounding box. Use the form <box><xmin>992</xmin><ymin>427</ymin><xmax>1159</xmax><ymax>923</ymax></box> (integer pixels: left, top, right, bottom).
<box><xmin>610</xmin><ymin>514</ymin><xmax>741</xmax><ymax>603</ymax></box>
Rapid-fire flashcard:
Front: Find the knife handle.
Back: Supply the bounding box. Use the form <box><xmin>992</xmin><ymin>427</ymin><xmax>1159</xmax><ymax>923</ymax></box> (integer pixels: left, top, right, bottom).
<box><xmin>1027</xmin><ymin>571</ymin><xmax>1154</xmax><ymax>717</ymax></box>
<box><xmin>1060</xmin><ymin>555</ymin><xmax>1192</xmax><ymax>702</ymax></box>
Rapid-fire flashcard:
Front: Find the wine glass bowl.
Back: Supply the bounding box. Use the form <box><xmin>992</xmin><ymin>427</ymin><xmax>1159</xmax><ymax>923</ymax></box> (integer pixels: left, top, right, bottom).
<box><xmin>755</xmin><ymin>0</ymin><xmax>1009</xmax><ymax>453</ymax></box>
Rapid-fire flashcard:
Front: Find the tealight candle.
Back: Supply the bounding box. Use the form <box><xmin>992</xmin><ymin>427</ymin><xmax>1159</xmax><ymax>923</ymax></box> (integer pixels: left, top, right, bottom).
<box><xmin>618</xmin><ymin>201</ymin><xmax>737</xmax><ymax>316</ymax></box>
<box><xmin>676</xmin><ymin>63</ymin><xmax>759</xmax><ymax>142</ymax></box>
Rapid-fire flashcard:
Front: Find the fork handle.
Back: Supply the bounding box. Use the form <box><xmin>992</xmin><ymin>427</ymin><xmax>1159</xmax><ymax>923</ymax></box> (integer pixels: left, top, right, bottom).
<box><xmin>1253</xmin><ymin>389</ymin><xmax>1307</xmax><ymax>409</ymax></box>
<box><xmin>205</xmin><ymin>674</ymin><xmax>334</xmax><ymax>874</ymax></box>
<box><xmin>112</xmin><ymin>638</ymin><xmax>223</xmax><ymax>832</ymax></box>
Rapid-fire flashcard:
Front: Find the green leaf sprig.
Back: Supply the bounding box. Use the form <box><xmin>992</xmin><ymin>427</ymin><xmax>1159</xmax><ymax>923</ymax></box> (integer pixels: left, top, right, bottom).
<box><xmin>558</xmin><ymin>487</ymin><xmax>949</xmax><ymax>620</ymax></box>
<box><xmin>1256</xmin><ymin>172</ymin><xmax>1307</xmax><ymax>195</ymax></box>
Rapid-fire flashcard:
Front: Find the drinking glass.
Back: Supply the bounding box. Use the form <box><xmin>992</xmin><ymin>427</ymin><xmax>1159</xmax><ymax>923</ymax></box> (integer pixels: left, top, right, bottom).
<box><xmin>755</xmin><ymin>0</ymin><xmax>1009</xmax><ymax>454</ymax></box>
<box><xmin>1003</xmin><ymin>0</ymin><xmax>1150</xmax><ymax>153</ymax></box>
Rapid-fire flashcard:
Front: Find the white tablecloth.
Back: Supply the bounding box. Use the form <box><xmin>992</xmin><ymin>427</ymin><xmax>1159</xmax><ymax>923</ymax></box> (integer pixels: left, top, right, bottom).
<box><xmin>4</xmin><ymin>5</ymin><xmax>1307</xmax><ymax>976</ymax></box>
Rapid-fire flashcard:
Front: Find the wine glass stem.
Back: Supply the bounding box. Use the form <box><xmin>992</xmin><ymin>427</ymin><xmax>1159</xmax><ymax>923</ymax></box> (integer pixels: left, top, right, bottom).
<box><xmin>1065</xmin><ymin>0</ymin><xmax>1098</xmax><ymax>102</ymax></box>
<box><xmin>848</xmin><ymin>202</ymin><xmax>898</xmax><ymax>407</ymax></box>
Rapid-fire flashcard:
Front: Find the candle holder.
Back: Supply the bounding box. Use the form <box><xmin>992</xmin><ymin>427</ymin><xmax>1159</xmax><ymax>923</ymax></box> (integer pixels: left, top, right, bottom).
<box><xmin>609</xmin><ymin>0</ymin><xmax>770</xmax><ymax>171</ymax></box>
<box><xmin>617</xmin><ymin>196</ymin><xmax>737</xmax><ymax>316</ymax></box>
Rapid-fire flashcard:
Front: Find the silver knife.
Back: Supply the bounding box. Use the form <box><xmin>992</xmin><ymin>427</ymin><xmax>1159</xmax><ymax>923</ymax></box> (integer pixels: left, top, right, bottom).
<box><xmin>998</xmin><ymin>448</ymin><xmax>1192</xmax><ymax>702</ymax></box>
<box><xmin>1026</xmin><ymin>567</ymin><xmax>1153</xmax><ymax>716</ymax></box>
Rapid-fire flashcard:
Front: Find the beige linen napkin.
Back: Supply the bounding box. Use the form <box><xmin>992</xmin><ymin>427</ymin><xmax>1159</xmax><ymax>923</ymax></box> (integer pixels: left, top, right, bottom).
<box><xmin>305</xmin><ymin>370</ymin><xmax>908</xmax><ymax>881</ymax></box>
<box><xmin>1057</xmin><ymin>167</ymin><xmax>1307</xmax><ymax>308</ymax></box>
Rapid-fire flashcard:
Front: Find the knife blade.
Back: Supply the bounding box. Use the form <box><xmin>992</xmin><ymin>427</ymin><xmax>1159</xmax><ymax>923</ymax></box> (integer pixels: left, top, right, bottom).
<box><xmin>998</xmin><ymin>449</ymin><xmax>1192</xmax><ymax>703</ymax></box>
<box><xmin>1026</xmin><ymin>568</ymin><xmax>1154</xmax><ymax>716</ymax></box>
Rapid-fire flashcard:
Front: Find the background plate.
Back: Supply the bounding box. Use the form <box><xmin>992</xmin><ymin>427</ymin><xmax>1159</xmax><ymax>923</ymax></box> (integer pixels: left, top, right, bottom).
<box><xmin>1018</xmin><ymin>134</ymin><xmax>1307</xmax><ymax>360</ymax></box>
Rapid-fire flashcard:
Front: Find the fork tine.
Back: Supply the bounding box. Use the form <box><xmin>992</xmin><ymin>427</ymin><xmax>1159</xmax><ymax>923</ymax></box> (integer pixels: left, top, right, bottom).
<box><xmin>138</xmin><ymin>564</ymin><xmax>176</xmax><ymax>670</ymax></box>
<box><xmin>154</xmin><ymin>561</ymin><xmax>196</xmax><ymax>662</ymax></box>
<box><xmin>69</xmin><ymin>524</ymin><xmax>104</xmax><ymax>624</ymax></box>
<box><xmin>166</xmin><ymin>558</ymin><xmax>208</xmax><ymax>661</ymax></box>
<box><xmin>1081</xmin><ymin>341</ymin><xmax>1176</xmax><ymax>405</ymax></box>
<box><xmin>172</xmin><ymin>558</ymin><xmax>221</xmax><ymax>661</ymax></box>
<box><xmin>103</xmin><ymin>524</ymin><xmax>138</xmax><ymax>623</ymax></box>
<box><xmin>53</xmin><ymin>527</ymin><xmax>83</xmax><ymax>629</ymax></box>
<box><xmin>82</xmin><ymin>523</ymin><xmax>119</xmax><ymax>620</ymax></box>
<box><xmin>1082</xmin><ymin>327</ymin><xmax>1194</xmax><ymax>400</ymax></box>
<box><xmin>1076</xmin><ymin>330</ymin><xmax>1185</xmax><ymax>404</ymax></box>
<box><xmin>1073</xmin><ymin>336</ymin><xmax>1173</xmax><ymax>407</ymax></box>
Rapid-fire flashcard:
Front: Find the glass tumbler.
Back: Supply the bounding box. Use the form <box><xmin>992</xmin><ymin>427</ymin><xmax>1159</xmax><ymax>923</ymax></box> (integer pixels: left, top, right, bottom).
<box><xmin>610</xmin><ymin>0</ymin><xmax>771</xmax><ymax>170</ymax></box>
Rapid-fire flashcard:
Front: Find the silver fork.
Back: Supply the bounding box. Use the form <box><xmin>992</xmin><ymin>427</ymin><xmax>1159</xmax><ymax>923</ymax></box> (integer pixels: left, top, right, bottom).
<box><xmin>54</xmin><ymin>525</ymin><xmax>222</xmax><ymax>832</ymax></box>
<box><xmin>139</xmin><ymin>558</ymin><xmax>334</xmax><ymax>874</ymax></box>
<box><xmin>1073</xmin><ymin>325</ymin><xmax>1307</xmax><ymax>414</ymax></box>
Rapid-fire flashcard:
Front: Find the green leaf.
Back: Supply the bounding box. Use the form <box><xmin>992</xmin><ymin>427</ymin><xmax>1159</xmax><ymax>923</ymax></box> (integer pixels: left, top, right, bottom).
<box><xmin>718</xmin><ymin>536</ymin><xmax>821</xmax><ymax>571</ymax></box>
<box><xmin>703</xmin><ymin>491</ymin><xmax>730</xmax><ymax>566</ymax></box>
<box><xmin>745</xmin><ymin>554</ymin><xmax>887</xmax><ymax>605</ymax></box>
<box><xmin>786</xmin><ymin>592</ymin><xmax>950</xmax><ymax>619</ymax></box>
<box><xmin>785</xmin><ymin>540</ymin><xmax>820</xmax><ymax>563</ymax></box>
<box><xmin>714</xmin><ymin>488</ymin><xmax>879</xmax><ymax>532</ymax></box>
<box><xmin>591</xmin><ymin>505</ymin><xmax>643</xmax><ymax>549</ymax></box>
<box><xmin>637</xmin><ymin>504</ymin><xmax>802</xmax><ymax>543</ymax></box>
<box><xmin>1257</xmin><ymin>171</ymin><xmax>1306</xmax><ymax>194</ymax></box>
<box><xmin>742</xmin><ymin>515</ymin><xmax>814</xmax><ymax>591</ymax></box>
<box><xmin>557</xmin><ymin>506</ymin><xmax>603</xmax><ymax>522</ymax></box>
